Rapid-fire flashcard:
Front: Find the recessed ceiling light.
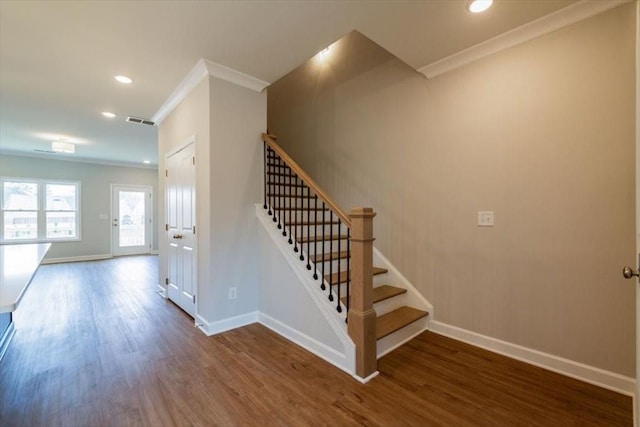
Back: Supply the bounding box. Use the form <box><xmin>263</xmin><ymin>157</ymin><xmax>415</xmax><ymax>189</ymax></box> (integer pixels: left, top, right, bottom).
<box><xmin>102</xmin><ymin>112</ymin><xmax>116</xmax><ymax>118</ymax></box>
<box><xmin>143</xmin><ymin>160</ymin><xmax>151</xmax><ymax>164</ymax></box>
<box><xmin>467</xmin><ymin>0</ymin><xmax>493</xmax><ymax>13</ymax></box>
<box><xmin>114</xmin><ymin>75</ymin><xmax>133</xmax><ymax>84</ymax></box>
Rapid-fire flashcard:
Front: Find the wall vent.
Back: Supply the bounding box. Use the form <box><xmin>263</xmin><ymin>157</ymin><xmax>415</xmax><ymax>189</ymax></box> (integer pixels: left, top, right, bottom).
<box><xmin>126</xmin><ymin>116</ymin><xmax>155</xmax><ymax>126</ymax></box>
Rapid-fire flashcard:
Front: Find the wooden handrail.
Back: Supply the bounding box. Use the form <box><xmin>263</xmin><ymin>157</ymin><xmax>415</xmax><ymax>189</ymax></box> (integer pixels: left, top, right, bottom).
<box><xmin>262</xmin><ymin>133</ymin><xmax>351</xmax><ymax>227</ymax></box>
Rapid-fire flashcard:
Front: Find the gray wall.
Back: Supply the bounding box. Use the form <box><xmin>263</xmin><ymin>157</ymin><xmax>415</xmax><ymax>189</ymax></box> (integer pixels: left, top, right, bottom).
<box><xmin>267</xmin><ymin>4</ymin><xmax>636</xmax><ymax>376</ymax></box>
<box><xmin>0</xmin><ymin>154</ymin><xmax>158</xmax><ymax>259</ymax></box>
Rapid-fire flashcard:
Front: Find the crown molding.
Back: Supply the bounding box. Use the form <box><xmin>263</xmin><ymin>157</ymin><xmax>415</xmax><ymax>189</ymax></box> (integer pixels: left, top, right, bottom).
<box><xmin>419</xmin><ymin>0</ymin><xmax>631</xmax><ymax>79</ymax></box>
<box><xmin>152</xmin><ymin>58</ymin><xmax>270</xmax><ymax>125</ymax></box>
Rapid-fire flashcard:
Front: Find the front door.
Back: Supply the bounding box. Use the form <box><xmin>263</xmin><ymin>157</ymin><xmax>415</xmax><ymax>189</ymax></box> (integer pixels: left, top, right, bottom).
<box><xmin>166</xmin><ymin>142</ymin><xmax>197</xmax><ymax>317</ymax></box>
<box><xmin>112</xmin><ymin>185</ymin><xmax>152</xmax><ymax>256</ymax></box>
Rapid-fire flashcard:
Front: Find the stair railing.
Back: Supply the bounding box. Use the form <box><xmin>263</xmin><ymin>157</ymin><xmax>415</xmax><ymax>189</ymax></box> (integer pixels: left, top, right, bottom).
<box><xmin>262</xmin><ymin>133</ymin><xmax>377</xmax><ymax>379</ymax></box>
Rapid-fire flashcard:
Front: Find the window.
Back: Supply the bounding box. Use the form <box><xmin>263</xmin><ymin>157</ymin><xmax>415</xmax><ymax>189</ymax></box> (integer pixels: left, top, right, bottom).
<box><xmin>1</xmin><ymin>178</ymin><xmax>81</xmax><ymax>242</ymax></box>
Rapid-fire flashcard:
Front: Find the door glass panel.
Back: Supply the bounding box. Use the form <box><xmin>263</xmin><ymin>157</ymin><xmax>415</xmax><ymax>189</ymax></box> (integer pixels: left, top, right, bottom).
<box><xmin>119</xmin><ymin>191</ymin><xmax>145</xmax><ymax>247</ymax></box>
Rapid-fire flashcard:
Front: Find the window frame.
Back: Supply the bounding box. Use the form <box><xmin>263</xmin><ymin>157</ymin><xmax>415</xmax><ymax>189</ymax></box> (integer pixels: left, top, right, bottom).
<box><xmin>1</xmin><ymin>177</ymin><xmax>81</xmax><ymax>243</ymax></box>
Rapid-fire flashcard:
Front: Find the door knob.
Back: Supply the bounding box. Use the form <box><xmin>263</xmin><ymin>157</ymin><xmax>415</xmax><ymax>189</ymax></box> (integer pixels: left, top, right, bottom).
<box><xmin>622</xmin><ymin>266</ymin><xmax>639</xmax><ymax>279</ymax></box>
<box><xmin>173</xmin><ymin>234</ymin><xmax>183</xmax><ymax>239</ymax></box>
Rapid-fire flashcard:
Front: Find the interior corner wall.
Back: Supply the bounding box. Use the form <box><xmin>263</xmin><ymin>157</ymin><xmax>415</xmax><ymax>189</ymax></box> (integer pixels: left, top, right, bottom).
<box><xmin>157</xmin><ymin>77</ymin><xmax>212</xmax><ymax>314</ymax></box>
<box><xmin>0</xmin><ymin>154</ymin><xmax>158</xmax><ymax>259</ymax></box>
<box><xmin>267</xmin><ymin>3</ymin><xmax>637</xmax><ymax>377</ymax></box>
<box><xmin>207</xmin><ymin>76</ymin><xmax>266</xmax><ymax>321</ymax></box>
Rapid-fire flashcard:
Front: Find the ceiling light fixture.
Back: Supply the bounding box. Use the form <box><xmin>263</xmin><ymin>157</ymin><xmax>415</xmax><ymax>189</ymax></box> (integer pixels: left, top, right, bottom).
<box><xmin>467</xmin><ymin>0</ymin><xmax>493</xmax><ymax>13</ymax></box>
<box><xmin>102</xmin><ymin>112</ymin><xmax>116</xmax><ymax>118</ymax></box>
<box><xmin>51</xmin><ymin>140</ymin><xmax>75</xmax><ymax>154</ymax></box>
<box><xmin>114</xmin><ymin>75</ymin><xmax>133</xmax><ymax>84</ymax></box>
<box><xmin>143</xmin><ymin>160</ymin><xmax>151</xmax><ymax>164</ymax></box>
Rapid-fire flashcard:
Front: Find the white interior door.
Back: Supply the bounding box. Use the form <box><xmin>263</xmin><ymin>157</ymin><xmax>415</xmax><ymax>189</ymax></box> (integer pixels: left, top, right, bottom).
<box><xmin>166</xmin><ymin>142</ymin><xmax>197</xmax><ymax>317</ymax></box>
<box><xmin>112</xmin><ymin>185</ymin><xmax>152</xmax><ymax>256</ymax></box>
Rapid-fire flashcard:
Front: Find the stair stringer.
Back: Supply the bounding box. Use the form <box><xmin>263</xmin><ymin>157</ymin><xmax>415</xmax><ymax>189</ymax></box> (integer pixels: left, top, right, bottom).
<box><xmin>372</xmin><ymin>247</ymin><xmax>434</xmax><ymax>358</ymax></box>
<box><xmin>255</xmin><ymin>205</ymin><xmax>358</xmax><ymax>379</ymax></box>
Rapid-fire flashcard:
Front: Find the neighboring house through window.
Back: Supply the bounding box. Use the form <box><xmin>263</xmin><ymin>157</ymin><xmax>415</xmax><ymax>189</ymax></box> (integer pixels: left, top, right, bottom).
<box><xmin>0</xmin><ymin>177</ymin><xmax>81</xmax><ymax>242</ymax></box>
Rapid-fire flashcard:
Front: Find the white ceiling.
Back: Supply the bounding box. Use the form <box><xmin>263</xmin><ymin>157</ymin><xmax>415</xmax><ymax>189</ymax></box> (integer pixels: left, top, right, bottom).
<box><xmin>0</xmin><ymin>0</ymin><xmax>583</xmax><ymax>168</ymax></box>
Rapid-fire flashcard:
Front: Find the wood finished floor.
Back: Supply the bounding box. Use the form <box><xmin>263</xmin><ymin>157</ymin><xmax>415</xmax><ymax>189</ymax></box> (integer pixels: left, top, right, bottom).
<box><xmin>0</xmin><ymin>256</ymin><xmax>632</xmax><ymax>426</ymax></box>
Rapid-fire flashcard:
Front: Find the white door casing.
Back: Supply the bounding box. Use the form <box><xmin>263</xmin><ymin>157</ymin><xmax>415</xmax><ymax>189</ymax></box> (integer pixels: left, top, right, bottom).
<box><xmin>111</xmin><ymin>185</ymin><xmax>152</xmax><ymax>256</ymax></box>
<box><xmin>166</xmin><ymin>141</ymin><xmax>197</xmax><ymax>317</ymax></box>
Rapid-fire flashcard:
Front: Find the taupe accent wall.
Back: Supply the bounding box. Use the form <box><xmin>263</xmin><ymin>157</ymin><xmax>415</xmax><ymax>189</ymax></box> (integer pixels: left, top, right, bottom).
<box><xmin>268</xmin><ymin>4</ymin><xmax>636</xmax><ymax>376</ymax></box>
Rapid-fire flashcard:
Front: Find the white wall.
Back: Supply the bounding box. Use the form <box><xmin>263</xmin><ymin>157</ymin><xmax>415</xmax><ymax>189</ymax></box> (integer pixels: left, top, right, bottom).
<box><xmin>157</xmin><ymin>74</ymin><xmax>266</xmax><ymax>327</ymax></box>
<box><xmin>206</xmin><ymin>77</ymin><xmax>265</xmax><ymax>322</ymax></box>
<box><xmin>0</xmin><ymin>154</ymin><xmax>158</xmax><ymax>260</ymax></box>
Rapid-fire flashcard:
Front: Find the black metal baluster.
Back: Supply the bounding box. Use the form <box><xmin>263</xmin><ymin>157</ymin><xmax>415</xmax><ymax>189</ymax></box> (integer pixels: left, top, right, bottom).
<box><xmin>313</xmin><ymin>195</ymin><xmax>318</xmax><ymax>280</ymax></box>
<box><xmin>320</xmin><ymin>202</ymin><xmax>326</xmax><ymax>290</ymax></box>
<box><xmin>273</xmin><ymin>154</ymin><xmax>278</xmax><ymax>223</ymax></box>
<box><xmin>328</xmin><ymin>212</ymin><xmax>334</xmax><ymax>302</ymax></box>
<box><xmin>336</xmin><ymin>219</ymin><xmax>342</xmax><ymax>313</ymax></box>
<box><xmin>263</xmin><ymin>142</ymin><xmax>267</xmax><ymax>210</ymax></box>
<box><xmin>287</xmin><ymin>167</ymin><xmax>293</xmax><ymax>243</ymax></box>
<box><xmin>293</xmin><ymin>177</ymin><xmax>299</xmax><ymax>253</ymax></box>
<box><xmin>299</xmin><ymin>183</ymin><xmax>304</xmax><ymax>261</ymax></box>
<box><xmin>282</xmin><ymin>162</ymin><xmax>287</xmax><ymax>237</ymax></box>
<box><xmin>346</xmin><ymin>227</ymin><xmax>351</xmax><ymax>322</ymax></box>
<box><xmin>267</xmin><ymin>148</ymin><xmax>273</xmax><ymax>216</ymax></box>
<box><xmin>306</xmin><ymin>186</ymin><xmax>312</xmax><ymax>270</ymax></box>
<box><xmin>277</xmin><ymin>157</ymin><xmax>283</xmax><ymax>229</ymax></box>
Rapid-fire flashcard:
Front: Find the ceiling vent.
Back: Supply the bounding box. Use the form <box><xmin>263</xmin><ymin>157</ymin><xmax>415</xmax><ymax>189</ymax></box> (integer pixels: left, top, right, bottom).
<box><xmin>126</xmin><ymin>116</ymin><xmax>155</xmax><ymax>126</ymax></box>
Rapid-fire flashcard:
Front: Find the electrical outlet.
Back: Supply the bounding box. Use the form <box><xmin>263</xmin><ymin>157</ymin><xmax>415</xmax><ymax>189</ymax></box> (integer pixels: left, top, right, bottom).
<box><xmin>478</xmin><ymin>211</ymin><xmax>495</xmax><ymax>227</ymax></box>
<box><xmin>229</xmin><ymin>287</ymin><xmax>237</xmax><ymax>300</ymax></box>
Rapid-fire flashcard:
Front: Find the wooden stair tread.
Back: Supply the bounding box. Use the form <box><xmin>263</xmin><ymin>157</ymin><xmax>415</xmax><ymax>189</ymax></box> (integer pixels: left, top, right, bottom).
<box><xmin>340</xmin><ymin>285</ymin><xmax>406</xmax><ymax>306</ymax></box>
<box><xmin>298</xmin><ymin>234</ymin><xmax>349</xmax><ymax>243</ymax></box>
<box><xmin>325</xmin><ymin>267</ymin><xmax>387</xmax><ymax>285</ymax></box>
<box><xmin>310</xmin><ymin>251</ymin><xmax>349</xmax><ymax>262</ymax></box>
<box><xmin>376</xmin><ymin>306</ymin><xmax>429</xmax><ymax>340</ymax></box>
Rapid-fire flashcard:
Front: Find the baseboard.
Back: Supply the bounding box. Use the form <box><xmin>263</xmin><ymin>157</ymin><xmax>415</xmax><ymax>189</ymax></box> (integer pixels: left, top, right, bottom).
<box><xmin>150</xmin><ymin>250</ymin><xmax>159</xmax><ymax>255</ymax></box>
<box><xmin>155</xmin><ymin>285</ymin><xmax>167</xmax><ymax>298</ymax></box>
<box><xmin>429</xmin><ymin>320</ymin><xmax>636</xmax><ymax>396</ymax></box>
<box><xmin>257</xmin><ymin>312</ymin><xmax>354</xmax><ymax>377</ymax></box>
<box><xmin>41</xmin><ymin>254</ymin><xmax>112</xmax><ymax>264</ymax></box>
<box><xmin>195</xmin><ymin>312</ymin><xmax>258</xmax><ymax>336</ymax></box>
<box><xmin>0</xmin><ymin>322</ymin><xmax>16</xmax><ymax>363</ymax></box>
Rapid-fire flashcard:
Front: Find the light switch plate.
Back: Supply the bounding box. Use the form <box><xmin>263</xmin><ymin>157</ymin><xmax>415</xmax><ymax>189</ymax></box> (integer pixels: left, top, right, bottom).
<box><xmin>478</xmin><ymin>211</ymin><xmax>494</xmax><ymax>227</ymax></box>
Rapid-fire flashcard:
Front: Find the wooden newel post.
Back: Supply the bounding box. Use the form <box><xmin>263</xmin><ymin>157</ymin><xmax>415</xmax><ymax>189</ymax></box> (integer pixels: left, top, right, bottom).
<box><xmin>348</xmin><ymin>207</ymin><xmax>377</xmax><ymax>379</ymax></box>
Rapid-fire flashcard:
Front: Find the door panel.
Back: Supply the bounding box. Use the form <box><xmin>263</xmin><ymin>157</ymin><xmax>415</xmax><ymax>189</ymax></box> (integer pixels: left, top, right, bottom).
<box><xmin>166</xmin><ymin>142</ymin><xmax>196</xmax><ymax>317</ymax></box>
<box><xmin>112</xmin><ymin>185</ymin><xmax>152</xmax><ymax>256</ymax></box>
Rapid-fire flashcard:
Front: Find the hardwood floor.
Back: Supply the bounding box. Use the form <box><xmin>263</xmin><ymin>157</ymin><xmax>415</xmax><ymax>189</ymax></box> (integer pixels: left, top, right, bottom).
<box><xmin>0</xmin><ymin>256</ymin><xmax>632</xmax><ymax>426</ymax></box>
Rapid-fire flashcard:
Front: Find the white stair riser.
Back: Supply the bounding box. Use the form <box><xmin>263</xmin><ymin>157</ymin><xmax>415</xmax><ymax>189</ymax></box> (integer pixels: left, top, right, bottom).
<box><xmin>376</xmin><ymin>316</ymin><xmax>429</xmax><ymax>359</ymax></box>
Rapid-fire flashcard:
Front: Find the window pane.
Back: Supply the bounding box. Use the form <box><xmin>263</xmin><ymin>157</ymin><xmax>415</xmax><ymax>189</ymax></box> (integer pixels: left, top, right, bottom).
<box><xmin>119</xmin><ymin>191</ymin><xmax>145</xmax><ymax>247</ymax></box>
<box><xmin>47</xmin><ymin>212</ymin><xmax>76</xmax><ymax>238</ymax></box>
<box><xmin>3</xmin><ymin>182</ymin><xmax>38</xmax><ymax>210</ymax></box>
<box><xmin>3</xmin><ymin>211</ymin><xmax>38</xmax><ymax>240</ymax></box>
<box><xmin>46</xmin><ymin>184</ymin><xmax>76</xmax><ymax>211</ymax></box>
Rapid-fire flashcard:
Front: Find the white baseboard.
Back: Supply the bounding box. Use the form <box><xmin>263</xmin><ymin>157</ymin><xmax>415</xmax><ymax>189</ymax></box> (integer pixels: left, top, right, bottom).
<box><xmin>150</xmin><ymin>250</ymin><xmax>159</xmax><ymax>255</ymax></box>
<box><xmin>155</xmin><ymin>285</ymin><xmax>167</xmax><ymax>298</ymax></box>
<box><xmin>257</xmin><ymin>312</ymin><xmax>354</xmax><ymax>377</ymax></box>
<box><xmin>41</xmin><ymin>254</ymin><xmax>112</xmax><ymax>264</ymax></box>
<box><xmin>195</xmin><ymin>312</ymin><xmax>258</xmax><ymax>336</ymax></box>
<box><xmin>429</xmin><ymin>320</ymin><xmax>636</xmax><ymax>396</ymax></box>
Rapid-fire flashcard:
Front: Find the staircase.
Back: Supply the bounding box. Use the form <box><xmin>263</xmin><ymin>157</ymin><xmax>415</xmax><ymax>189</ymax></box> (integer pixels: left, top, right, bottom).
<box><xmin>261</xmin><ymin>133</ymin><xmax>429</xmax><ymax>380</ymax></box>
